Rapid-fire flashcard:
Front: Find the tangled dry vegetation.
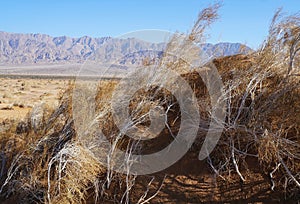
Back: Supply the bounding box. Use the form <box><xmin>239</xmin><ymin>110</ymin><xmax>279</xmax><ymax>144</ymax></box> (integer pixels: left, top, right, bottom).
<box><xmin>0</xmin><ymin>5</ymin><xmax>300</xmax><ymax>203</ymax></box>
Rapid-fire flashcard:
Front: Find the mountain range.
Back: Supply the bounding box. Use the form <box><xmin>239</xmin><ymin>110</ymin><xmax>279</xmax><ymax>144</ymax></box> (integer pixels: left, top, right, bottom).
<box><xmin>0</xmin><ymin>31</ymin><xmax>252</xmax><ymax>67</ymax></box>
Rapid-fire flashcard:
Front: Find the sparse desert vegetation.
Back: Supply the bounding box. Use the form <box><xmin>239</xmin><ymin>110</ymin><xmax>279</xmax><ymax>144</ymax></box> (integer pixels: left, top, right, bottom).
<box><xmin>0</xmin><ymin>5</ymin><xmax>300</xmax><ymax>204</ymax></box>
<box><xmin>0</xmin><ymin>77</ymin><xmax>67</xmax><ymax>122</ymax></box>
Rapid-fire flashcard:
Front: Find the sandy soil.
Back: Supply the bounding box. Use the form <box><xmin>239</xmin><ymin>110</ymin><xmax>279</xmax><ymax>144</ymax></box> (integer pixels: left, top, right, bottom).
<box><xmin>0</xmin><ymin>76</ymin><xmax>68</xmax><ymax>122</ymax></box>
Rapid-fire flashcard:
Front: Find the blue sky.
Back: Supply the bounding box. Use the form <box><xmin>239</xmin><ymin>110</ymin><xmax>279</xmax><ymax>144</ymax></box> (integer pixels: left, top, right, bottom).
<box><xmin>0</xmin><ymin>0</ymin><xmax>299</xmax><ymax>49</ymax></box>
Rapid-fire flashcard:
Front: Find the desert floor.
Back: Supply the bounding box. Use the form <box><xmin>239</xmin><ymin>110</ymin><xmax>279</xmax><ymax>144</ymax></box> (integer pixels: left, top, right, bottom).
<box><xmin>0</xmin><ymin>76</ymin><xmax>68</xmax><ymax>122</ymax></box>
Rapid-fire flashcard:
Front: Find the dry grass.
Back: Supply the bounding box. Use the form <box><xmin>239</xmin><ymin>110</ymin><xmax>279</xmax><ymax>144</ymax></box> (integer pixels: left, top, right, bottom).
<box><xmin>0</xmin><ymin>4</ymin><xmax>300</xmax><ymax>203</ymax></box>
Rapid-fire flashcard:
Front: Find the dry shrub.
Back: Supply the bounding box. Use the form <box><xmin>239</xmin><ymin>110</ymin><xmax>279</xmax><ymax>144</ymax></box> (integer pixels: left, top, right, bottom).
<box><xmin>47</xmin><ymin>143</ymin><xmax>103</xmax><ymax>204</ymax></box>
<box><xmin>0</xmin><ymin>86</ymin><xmax>107</xmax><ymax>203</ymax></box>
<box><xmin>1</xmin><ymin>4</ymin><xmax>300</xmax><ymax>204</ymax></box>
<box><xmin>205</xmin><ymin>9</ymin><xmax>300</xmax><ymax>197</ymax></box>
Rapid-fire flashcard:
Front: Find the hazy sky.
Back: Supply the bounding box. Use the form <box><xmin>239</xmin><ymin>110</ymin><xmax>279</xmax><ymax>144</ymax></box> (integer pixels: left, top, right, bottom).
<box><xmin>0</xmin><ymin>0</ymin><xmax>299</xmax><ymax>49</ymax></box>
